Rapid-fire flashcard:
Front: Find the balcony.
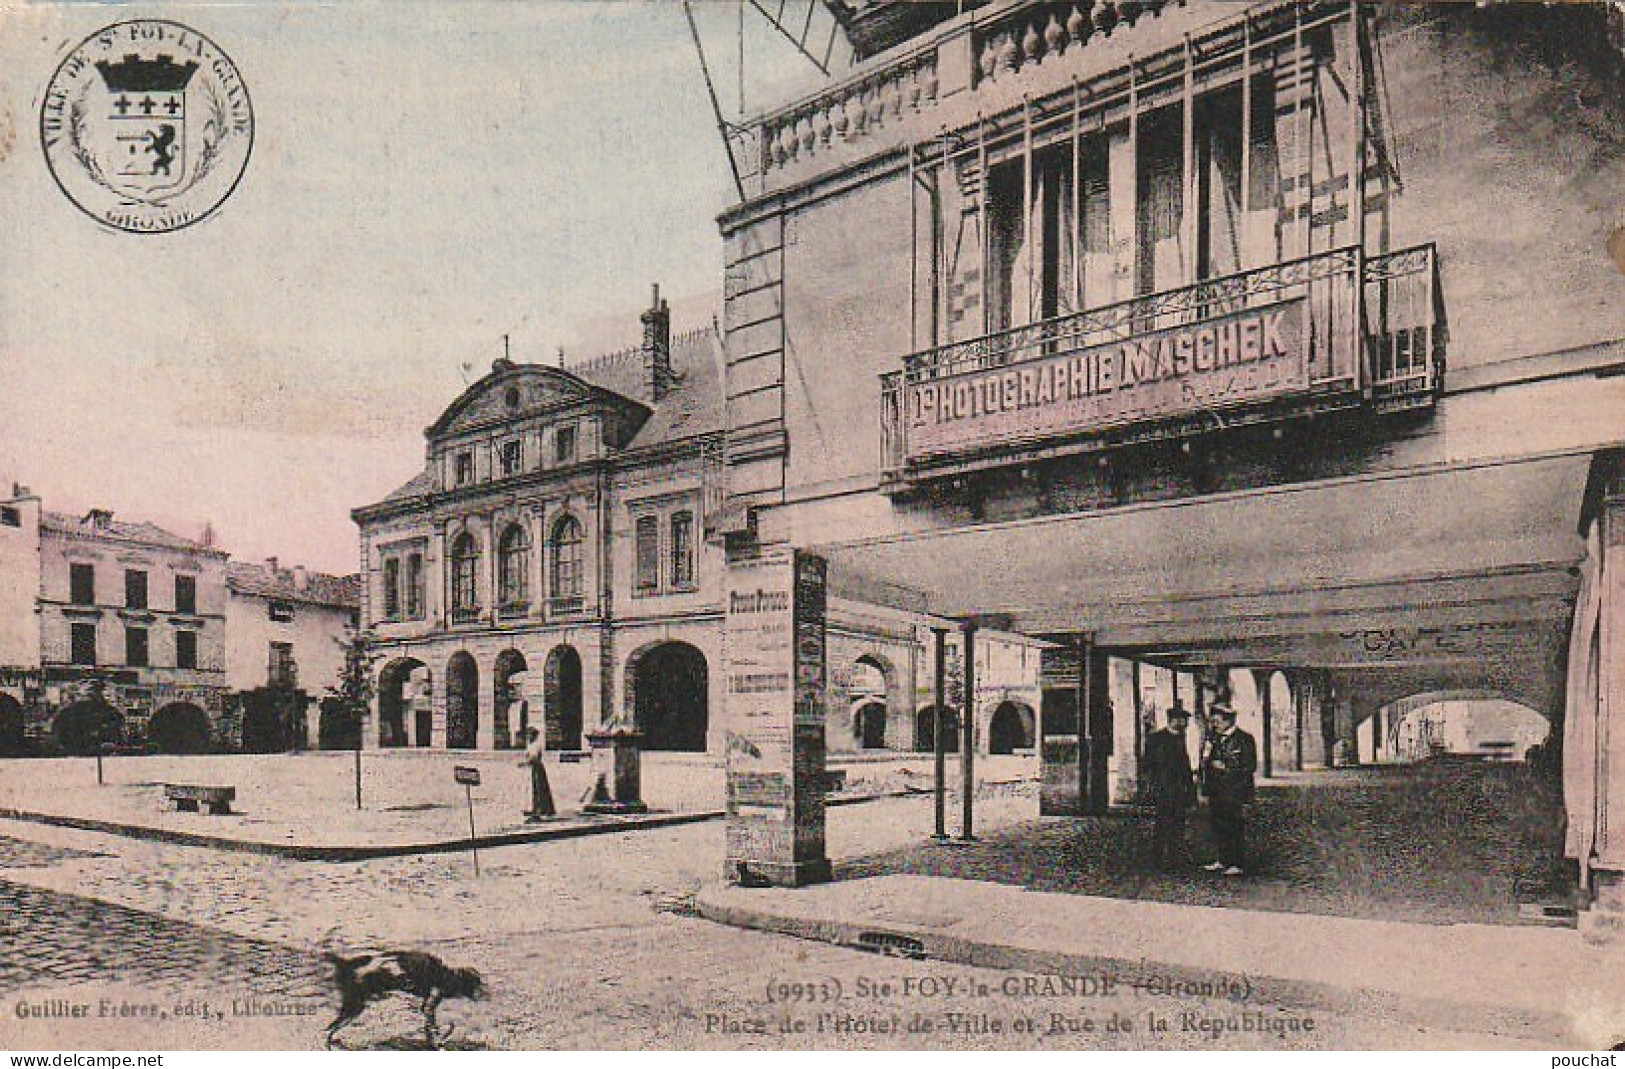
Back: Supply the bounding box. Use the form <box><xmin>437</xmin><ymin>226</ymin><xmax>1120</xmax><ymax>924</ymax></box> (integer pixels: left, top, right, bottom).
<box><xmin>450</xmin><ymin>606</ymin><xmax>483</xmax><ymax>626</ymax></box>
<box><xmin>497</xmin><ymin>601</ymin><xmax>530</xmax><ymax>621</ymax></box>
<box><xmin>547</xmin><ymin>595</ymin><xmax>586</xmax><ymax>618</ymax></box>
<box><xmin>880</xmin><ymin>243</ymin><xmax>1443</xmax><ymax>486</ymax></box>
<box><xmin>742</xmin><ymin>0</ymin><xmax>1337</xmax><ymax>197</ymax></box>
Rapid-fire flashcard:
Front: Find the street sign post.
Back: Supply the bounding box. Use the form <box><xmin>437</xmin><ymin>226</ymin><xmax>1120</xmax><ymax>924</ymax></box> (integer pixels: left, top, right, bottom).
<box><xmin>454</xmin><ymin>766</ymin><xmax>482</xmax><ymax>876</ymax></box>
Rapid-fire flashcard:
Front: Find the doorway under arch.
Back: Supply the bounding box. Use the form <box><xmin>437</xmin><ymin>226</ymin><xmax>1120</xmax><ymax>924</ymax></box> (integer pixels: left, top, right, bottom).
<box><xmin>988</xmin><ymin>700</ymin><xmax>1035</xmax><ymax>754</ymax></box>
<box><xmin>54</xmin><ymin>698</ymin><xmax>123</xmax><ymax>755</ymax></box>
<box><xmin>628</xmin><ymin>642</ymin><xmax>708</xmax><ymax>752</ymax></box>
<box><xmin>853</xmin><ymin>701</ymin><xmax>887</xmax><ymax>750</ymax></box>
<box><xmin>544</xmin><ymin>645</ymin><xmax>584</xmax><ymax>750</ymax></box>
<box><xmin>914</xmin><ymin>704</ymin><xmax>959</xmax><ymax>753</ymax></box>
<box><xmin>377</xmin><ymin>658</ymin><xmax>429</xmax><ymax>748</ymax></box>
<box><xmin>445</xmin><ymin>652</ymin><xmax>479</xmax><ymax>749</ymax></box>
<box><xmin>493</xmin><ymin>649</ymin><xmax>527</xmax><ymax>750</ymax></box>
<box><xmin>149</xmin><ymin>703</ymin><xmax>213</xmax><ymax>755</ymax></box>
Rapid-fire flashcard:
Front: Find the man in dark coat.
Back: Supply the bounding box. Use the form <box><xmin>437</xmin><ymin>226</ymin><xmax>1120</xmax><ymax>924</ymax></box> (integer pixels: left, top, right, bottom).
<box><xmin>1144</xmin><ymin>703</ymin><xmax>1197</xmax><ymax>870</ymax></box>
<box><xmin>1200</xmin><ymin>702</ymin><xmax>1258</xmax><ymax>876</ymax></box>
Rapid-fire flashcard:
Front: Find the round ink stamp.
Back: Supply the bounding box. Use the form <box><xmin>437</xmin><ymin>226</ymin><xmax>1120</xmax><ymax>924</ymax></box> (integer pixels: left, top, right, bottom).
<box><xmin>40</xmin><ymin>19</ymin><xmax>253</xmax><ymax>233</ymax></box>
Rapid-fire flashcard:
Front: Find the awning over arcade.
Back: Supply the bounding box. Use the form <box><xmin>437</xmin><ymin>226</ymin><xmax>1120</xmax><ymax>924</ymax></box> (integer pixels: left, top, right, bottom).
<box><xmin>818</xmin><ymin>453</ymin><xmax>1591</xmax><ymax>715</ymax></box>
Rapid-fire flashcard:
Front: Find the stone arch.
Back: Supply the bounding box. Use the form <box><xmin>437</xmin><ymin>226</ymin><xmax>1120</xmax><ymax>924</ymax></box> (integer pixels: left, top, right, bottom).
<box><xmin>914</xmin><ymin>704</ymin><xmax>959</xmax><ymax>754</ymax></box>
<box><xmin>148</xmin><ymin>702</ymin><xmax>213</xmax><ymax>755</ymax></box>
<box><xmin>377</xmin><ymin>657</ymin><xmax>429</xmax><ymax>748</ymax></box>
<box><xmin>0</xmin><ymin>693</ymin><xmax>25</xmax><ymax>756</ymax></box>
<box><xmin>493</xmin><ymin>649</ymin><xmax>527</xmax><ymax>750</ymax></box>
<box><xmin>853</xmin><ymin>702</ymin><xmax>888</xmax><ymax>749</ymax></box>
<box><xmin>626</xmin><ymin>641</ymin><xmax>708</xmax><ymax>752</ymax></box>
<box><xmin>544</xmin><ymin>644</ymin><xmax>584</xmax><ymax>750</ymax></box>
<box><xmin>445</xmin><ymin>651</ymin><xmax>479</xmax><ymax>749</ymax></box>
<box><xmin>988</xmin><ymin>699</ymin><xmax>1036</xmax><ymax>755</ymax></box>
<box><xmin>54</xmin><ymin>697</ymin><xmax>123</xmax><ymax>755</ymax></box>
<box><xmin>1381</xmin><ymin>690</ymin><xmax>1552</xmax><ymax>764</ymax></box>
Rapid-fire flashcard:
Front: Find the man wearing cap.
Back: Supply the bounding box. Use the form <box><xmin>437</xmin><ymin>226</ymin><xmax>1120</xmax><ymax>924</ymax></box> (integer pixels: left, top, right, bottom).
<box><xmin>1200</xmin><ymin>702</ymin><xmax>1258</xmax><ymax>876</ymax></box>
<box><xmin>1143</xmin><ymin>702</ymin><xmax>1197</xmax><ymax>869</ymax></box>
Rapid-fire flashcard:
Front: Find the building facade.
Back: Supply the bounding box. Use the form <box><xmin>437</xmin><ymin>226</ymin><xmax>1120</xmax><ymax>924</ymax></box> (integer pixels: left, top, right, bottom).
<box><xmin>225</xmin><ymin>559</ymin><xmax>361</xmax><ymax>752</ymax></box>
<box><xmin>351</xmin><ymin>290</ymin><xmax>1042</xmax><ymax>756</ymax></box>
<box><xmin>709</xmin><ymin>0</ymin><xmax>1625</xmax><ymax>920</ymax></box>
<box><xmin>0</xmin><ymin>484</ymin><xmax>42</xmax><ymax>754</ymax></box>
<box><xmin>35</xmin><ymin>508</ymin><xmax>229</xmax><ymax>754</ymax></box>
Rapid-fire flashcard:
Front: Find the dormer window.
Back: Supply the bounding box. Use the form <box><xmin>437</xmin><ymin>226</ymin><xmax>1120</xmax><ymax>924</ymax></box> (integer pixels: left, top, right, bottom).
<box><xmin>454</xmin><ymin>450</ymin><xmax>474</xmax><ymax>487</ymax></box>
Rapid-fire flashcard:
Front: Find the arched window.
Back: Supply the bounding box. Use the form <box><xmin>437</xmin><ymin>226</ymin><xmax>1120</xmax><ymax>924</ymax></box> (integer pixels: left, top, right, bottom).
<box><xmin>670</xmin><ymin>511</ymin><xmax>695</xmax><ymax>588</ymax></box>
<box><xmin>550</xmin><ymin>515</ymin><xmax>584</xmax><ymax>604</ymax></box>
<box><xmin>450</xmin><ymin>531</ymin><xmax>480</xmax><ymax>620</ymax></box>
<box><xmin>497</xmin><ymin>523</ymin><xmax>530</xmax><ymax>610</ymax></box>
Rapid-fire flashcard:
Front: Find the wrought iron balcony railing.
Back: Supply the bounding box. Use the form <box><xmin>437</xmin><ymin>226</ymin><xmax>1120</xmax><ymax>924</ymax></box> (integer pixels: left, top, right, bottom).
<box><xmin>881</xmin><ymin>242</ymin><xmax>1442</xmax><ymax>480</ymax></box>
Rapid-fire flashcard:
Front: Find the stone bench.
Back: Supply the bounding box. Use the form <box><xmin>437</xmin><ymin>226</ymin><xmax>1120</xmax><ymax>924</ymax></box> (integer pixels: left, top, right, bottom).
<box><xmin>164</xmin><ymin>784</ymin><xmax>236</xmax><ymax>815</ymax></box>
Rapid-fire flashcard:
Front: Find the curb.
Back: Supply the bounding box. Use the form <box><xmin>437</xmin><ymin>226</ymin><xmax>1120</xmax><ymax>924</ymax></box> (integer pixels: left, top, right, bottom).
<box><xmin>0</xmin><ymin>782</ymin><xmax>1019</xmax><ymax>861</ymax></box>
<box><xmin>0</xmin><ymin>806</ymin><xmax>724</xmax><ymax>861</ymax></box>
<box><xmin>693</xmin><ymin>887</ymin><xmax>1578</xmax><ymax>1044</ymax></box>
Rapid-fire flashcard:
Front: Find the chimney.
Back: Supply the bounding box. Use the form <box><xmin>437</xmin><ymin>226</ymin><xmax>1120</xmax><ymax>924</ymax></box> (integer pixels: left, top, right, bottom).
<box><xmin>83</xmin><ymin>509</ymin><xmax>113</xmax><ymax>530</ymax></box>
<box><xmin>265</xmin><ymin>556</ymin><xmax>279</xmax><ymax>574</ymax></box>
<box><xmin>293</xmin><ymin>564</ymin><xmax>309</xmax><ymax>591</ymax></box>
<box><xmin>641</xmin><ymin>283</ymin><xmax>674</xmax><ymax>401</ymax></box>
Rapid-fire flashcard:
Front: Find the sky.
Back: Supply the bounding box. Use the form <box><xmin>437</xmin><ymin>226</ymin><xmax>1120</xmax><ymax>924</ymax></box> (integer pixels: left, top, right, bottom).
<box><xmin>0</xmin><ymin>1</ymin><xmax>826</xmax><ymax>574</ymax></box>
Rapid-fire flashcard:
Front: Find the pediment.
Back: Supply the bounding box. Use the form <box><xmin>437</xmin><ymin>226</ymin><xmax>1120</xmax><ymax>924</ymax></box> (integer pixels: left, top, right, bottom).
<box><xmin>426</xmin><ymin>361</ymin><xmax>646</xmax><ymax>440</ymax></box>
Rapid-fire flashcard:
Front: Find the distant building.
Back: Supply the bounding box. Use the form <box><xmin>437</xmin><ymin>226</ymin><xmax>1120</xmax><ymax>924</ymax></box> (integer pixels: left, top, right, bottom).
<box><xmin>0</xmin><ymin>484</ymin><xmax>42</xmax><ymax>754</ymax></box>
<box><xmin>225</xmin><ymin>559</ymin><xmax>361</xmax><ymax>752</ymax></box>
<box><xmin>351</xmin><ymin>288</ymin><xmax>1042</xmax><ymax>755</ymax></box>
<box><xmin>36</xmin><ymin>508</ymin><xmax>229</xmax><ymax>754</ymax></box>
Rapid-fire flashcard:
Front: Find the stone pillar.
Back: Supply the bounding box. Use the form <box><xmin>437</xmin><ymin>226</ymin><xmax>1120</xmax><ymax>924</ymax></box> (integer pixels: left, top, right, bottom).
<box><xmin>722</xmin><ymin>546</ymin><xmax>830</xmax><ymax>887</ymax></box>
<box><xmin>1038</xmin><ymin>643</ymin><xmax>1082</xmax><ymax>816</ymax></box>
<box><xmin>431</xmin><ymin>677</ymin><xmax>448</xmax><ymax>749</ymax></box>
<box><xmin>959</xmin><ymin>622</ymin><xmax>977</xmax><ymax>841</ymax></box>
<box><xmin>1332</xmin><ymin>689</ymin><xmax>1360</xmax><ymax>767</ymax></box>
<box><xmin>476</xmin><ymin>659</ymin><xmax>495</xmax><ymax>750</ymax></box>
<box><xmin>1110</xmin><ymin>657</ymin><xmax>1141</xmax><ymax>805</ymax></box>
<box><xmin>1084</xmin><ymin>644</ymin><xmax>1112</xmax><ymax>815</ymax></box>
<box><xmin>365</xmin><ymin>691</ymin><xmax>382</xmax><ymax>749</ymax></box>
<box><xmin>1255</xmin><ymin>669</ymin><xmax>1274</xmax><ymax>779</ymax></box>
<box><xmin>1585</xmin><ymin>478</ymin><xmax>1625</xmax><ymax>942</ymax></box>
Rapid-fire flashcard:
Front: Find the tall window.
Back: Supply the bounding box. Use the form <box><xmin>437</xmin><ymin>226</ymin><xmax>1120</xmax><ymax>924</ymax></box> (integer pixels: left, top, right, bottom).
<box><xmin>125</xmin><ymin>626</ymin><xmax>148</xmax><ymax>667</ymax></box>
<box><xmin>176</xmin><ymin>630</ymin><xmax>197</xmax><ymax>670</ymax></box>
<box><xmin>70</xmin><ymin>563</ymin><xmax>95</xmax><ymax>605</ymax></box>
<box><xmin>634</xmin><ymin>515</ymin><xmax>660</xmax><ymax>592</ymax></box>
<box><xmin>554</xmin><ymin>425</ymin><xmax>577</xmax><ymax>465</ymax></box>
<box><xmin>454</xmin><ymin>450</ymin><xmax>474</xmax><ymax>486</ymax></box>
<box><xmin>382</xmin><ymin>558</ymin><xmax>401</xmax><ymax>620</ymax></box>
<box><xmin>500</xmin><ymin>439</ymin><xmax>522</xmax><ymax>477</ymax></box>
<box><xmin>405</xmin><ymin>553</ymin><xmax>424</xmax><ymax>619</ymax></box>
<box><xmin>269</xmin><ymin>641</ymin><xmax>297</xmax><ymax>687</ymax></box>
<box><xmin>71</xmin><ymin>623</ymin><xmax>97</xmax><ymax>665</ymax></box>
<box><xmin>174</xmin><ymin>574</ymin><xmax>196</xmax><ymax>615</ymax></box>
<box><xmin>451</xmin><ymin>532</ymin><xmax>480</xmax><ymax>618</ymax></box>
<box><xmin>125</xmin><ymin>569</ymin><xmax>147</xmax><ymax>610</ymax></box>
<box><xmin>498</xmin><ymin>524</ymin><xmax>530</xmax><ymax>608</ymax></box>
<box><xmin>550</xmin><ymin>515</ymin><xmax>583</xmax><ymax>602</ymax></box>
<box><xmin>670</xmin><ymin>511</ymin><xmax>695</xmax><ymax>588</ymax></box>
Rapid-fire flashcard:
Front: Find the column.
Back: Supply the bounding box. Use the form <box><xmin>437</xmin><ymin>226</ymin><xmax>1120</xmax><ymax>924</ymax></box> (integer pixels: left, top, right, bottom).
<box><xmin>1255</xmin><ymin>669</ymin><xmax>1274</xmax><ymax>779</ymax></box>
<box><xmin>1111</xmin><ymin>657</ymin><xmax>1141</xmax><ymax>805</ymax></box>
<box><xmin>1332</xmin><ymin>688</ymin><xmax>1360</xmax><ymax>767</ymax></box>
<box><xmin>476</xmin><ymin>656</ymin><xmax>495</xmax><ymax>750</ymax></box>
<box><xmin>1586</xmin><ymin>475</ymin><xmax>1625</xmax><ymax>941</ymax></box>
<box><xmin>1038</xmin><ymin>643</ymin><xmax>1083</xmax><ymax>816</ymax></box>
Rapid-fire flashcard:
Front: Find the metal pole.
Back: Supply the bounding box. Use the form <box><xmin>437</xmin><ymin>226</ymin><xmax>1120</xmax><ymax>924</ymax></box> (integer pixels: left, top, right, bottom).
<box><xmin>959</xmin><ymin>622</ymin><xmax>977</xmax><ymax>842</ymax></box>
<box><xmin>96</xmin><ymin>749</ymin><xmax>104</xmax><ymax>786</ymax></box>
<box><xmin>932</xmin><ymin>626</ymin><xmax>949</xmax><ymax>840</ymax></box>
<box><xmin>465</xmin><ymin>783</ymin><xmax>480</xmax><ymax>877</ymax></box>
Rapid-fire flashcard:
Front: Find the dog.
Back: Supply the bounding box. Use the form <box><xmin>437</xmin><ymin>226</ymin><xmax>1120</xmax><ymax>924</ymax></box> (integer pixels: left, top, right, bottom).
<box><xmin>323</xmin><ymin>947</ymin><xmax>485</xmax><ymax>1049</ymax></box>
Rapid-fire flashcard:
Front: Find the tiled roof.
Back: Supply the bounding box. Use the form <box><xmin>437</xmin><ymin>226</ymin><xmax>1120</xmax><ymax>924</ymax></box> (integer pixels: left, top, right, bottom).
<box><xmin>378</xmin><ymin>468</ymin><xmax>436</xmax><ymax>506</ymax></box>
<box><xmin>569</xmin><ymin>326</ymin><xmax>724</xmax><ymax>449</ymax></box>
<box><xmin>227</xmin><ymin>562</ymin><xmax>360</xmax><ymax>610</ymax></box>
<box><xmin>41</xmin><ymin>510</ymin><xmax>221</xmax><ymax>555</ymax></box>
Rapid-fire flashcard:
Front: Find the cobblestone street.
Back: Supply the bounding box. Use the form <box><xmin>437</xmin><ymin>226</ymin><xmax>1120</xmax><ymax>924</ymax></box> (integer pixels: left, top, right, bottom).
<box><xmin>0</xmin><ymin>768</ymin><xmax>1547</xmax><ymax>1050</ymax></box>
